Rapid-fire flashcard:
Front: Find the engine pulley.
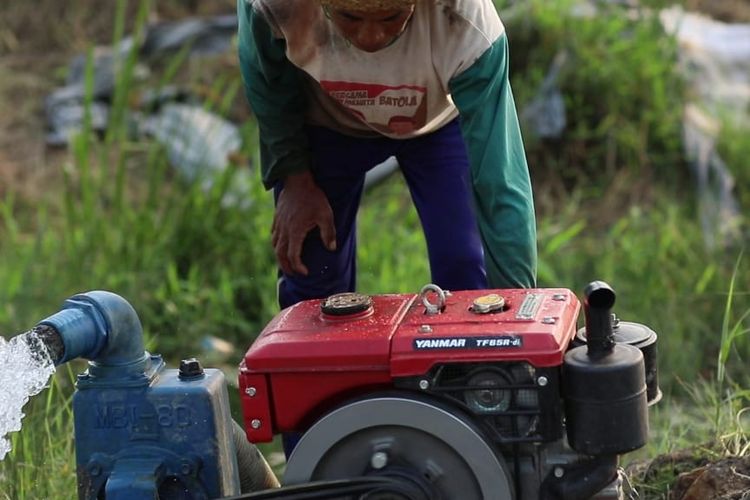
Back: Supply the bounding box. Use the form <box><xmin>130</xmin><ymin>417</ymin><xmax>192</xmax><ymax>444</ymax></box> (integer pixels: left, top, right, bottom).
<box><xmin>284</xmin><ymin>395</ymin><xmax>513</xmax><ymax>500</ymax></box>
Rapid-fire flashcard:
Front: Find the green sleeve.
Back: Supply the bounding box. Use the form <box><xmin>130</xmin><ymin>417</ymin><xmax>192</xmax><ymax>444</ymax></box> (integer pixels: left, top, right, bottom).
<box><xmin>237</xmin><ymin>0</ymin><xmax>310</xmax><ymax>189</ymax></box>
<box><xmin>449</xmin><ymin>34</ymin><xmax>537</xmax><ymax>288</ymax></box>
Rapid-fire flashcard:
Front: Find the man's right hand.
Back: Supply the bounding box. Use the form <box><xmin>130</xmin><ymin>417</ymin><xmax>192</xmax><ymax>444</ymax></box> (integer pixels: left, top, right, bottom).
<box><xmin>272</xmin><ymin>170</ymin><xmax>337</xmax><ymax>276</ymax></box>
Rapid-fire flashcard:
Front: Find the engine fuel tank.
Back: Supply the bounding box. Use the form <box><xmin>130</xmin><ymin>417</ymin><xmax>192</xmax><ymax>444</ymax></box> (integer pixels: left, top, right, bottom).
<box><xmin>239</xmin><ymin>287</ymin><xmax>581</xmax><ymax>442</ymax></box>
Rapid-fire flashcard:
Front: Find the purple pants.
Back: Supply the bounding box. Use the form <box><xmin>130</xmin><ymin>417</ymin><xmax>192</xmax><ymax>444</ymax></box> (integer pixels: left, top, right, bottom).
<box><xmin>275</xmin><ymin>119</ymin><xmax>487</xmax><ymax>309</ymax></box>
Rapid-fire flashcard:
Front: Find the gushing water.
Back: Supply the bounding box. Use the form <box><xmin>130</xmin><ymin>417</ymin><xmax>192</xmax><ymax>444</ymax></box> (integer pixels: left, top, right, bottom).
<box><xmin>0</xmin><ymin>330</ymin><xmax>56</xmax><ymax>461</ymax></box>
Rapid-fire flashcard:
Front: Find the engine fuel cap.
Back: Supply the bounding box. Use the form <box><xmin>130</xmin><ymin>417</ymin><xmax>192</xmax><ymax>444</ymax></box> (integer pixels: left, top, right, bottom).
<box><xmin>472</xmin><ymin>294</ymin><xmax>506</xmax><ymax>314</ymax></box>
<box><xmin>321</xmin><ymin>292</ymin><xmax>373</xmax><ymax>316</ymax></box>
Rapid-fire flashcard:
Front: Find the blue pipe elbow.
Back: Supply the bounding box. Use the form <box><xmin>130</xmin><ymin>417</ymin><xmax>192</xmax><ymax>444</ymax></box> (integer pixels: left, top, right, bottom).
<box><xmin>38</xmin><ymin>291</ymin><xmax>147</xmax><ymax>370</ymax></box>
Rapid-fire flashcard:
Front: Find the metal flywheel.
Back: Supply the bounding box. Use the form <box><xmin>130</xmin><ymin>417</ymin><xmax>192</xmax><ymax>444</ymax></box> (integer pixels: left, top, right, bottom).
<box><xmin>284</xmin><ymin>395</ymin><xmax>514</xmax><ymax>499</ymax></box>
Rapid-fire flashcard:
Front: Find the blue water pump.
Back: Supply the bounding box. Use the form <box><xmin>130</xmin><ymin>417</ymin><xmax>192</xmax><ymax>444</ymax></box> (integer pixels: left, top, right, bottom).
<box><xmin>36</xmin><ymin>291</ymin><xmax>276</xmax><ymax>499</ymax></box>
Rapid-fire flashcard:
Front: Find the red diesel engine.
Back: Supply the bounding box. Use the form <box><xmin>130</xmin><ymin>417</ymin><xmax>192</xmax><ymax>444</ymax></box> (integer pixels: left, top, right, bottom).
<box><xmin>239</xmin><ymin>282</ymin><xmax>659</xmax><ymax>500</ymax></box>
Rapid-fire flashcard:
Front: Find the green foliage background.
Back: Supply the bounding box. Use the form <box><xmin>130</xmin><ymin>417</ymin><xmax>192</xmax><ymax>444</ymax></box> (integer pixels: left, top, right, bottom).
<box><xmin>0</xmin><ymin>0</ymin><xmax>748</xmax><ymax>498</ymax></box>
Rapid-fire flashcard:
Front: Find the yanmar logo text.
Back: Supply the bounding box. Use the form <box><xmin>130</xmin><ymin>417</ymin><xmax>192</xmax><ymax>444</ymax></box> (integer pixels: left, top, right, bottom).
<box><xmin>413</xmin><ymin>336</ymin><xmax>523</xmax><ymax>350</ymax></box>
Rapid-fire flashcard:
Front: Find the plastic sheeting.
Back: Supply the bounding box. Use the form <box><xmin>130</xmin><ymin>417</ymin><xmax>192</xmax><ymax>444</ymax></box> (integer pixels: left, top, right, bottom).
<box><xmin>142</xmin><ymin>104</ymin><xmax>241</xmax><ymax>182</ymax></box>
<box><xmin>142</xmin><ymin>103</ymin><xmax>253</xmax><ymax>208</ymax></box>
<box><xmin>43</xmin><ymin>8</ymin><xmax>750</xmax><ymax>230</ymax></box>
<box><xmin>140</xmin><ymin>15</ymin><xmax>237</xmax><ymax>57</ymax></box>
<box><xmin>660</xmin><ymin>7</ymin><xmax>749</xmax><ymax>247</ymax></box>
<box><xmin>661</xmin><ymin>7</ymin><xmax>750</xmax><ymax>121</ymax></box>
<box><xmin>43</xmin><ymin>16</ymin><xmax>255</xmax><ymax>206</ymax></box>
<box><xmin>43</xmin><ymin>12</ymin><xmax>399</xmax><ymax>197</ymax></box>
<box><xmin>45</xmin><ymin>15</ymin><xmax>238</xmax><ymax>148</ymax></box>
<box><xmin>520</xmin><ymin>51</ymin><xmax>569</xmax><ymax>139</ymax></box>
<box><xmin>516</xmin><ymin>2</ymin><xmax>748</xmax><ymax>247</ymax></box>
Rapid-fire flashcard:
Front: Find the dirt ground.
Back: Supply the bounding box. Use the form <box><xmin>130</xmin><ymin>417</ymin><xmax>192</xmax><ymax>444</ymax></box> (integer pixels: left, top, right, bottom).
<box><xmin>686</xmin><ymin>0</ymin><xmax>750</xmax><ymax>23</ymax></box>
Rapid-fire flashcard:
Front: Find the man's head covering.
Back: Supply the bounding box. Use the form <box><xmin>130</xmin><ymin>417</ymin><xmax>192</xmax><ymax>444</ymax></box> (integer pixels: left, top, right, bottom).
<box><xmin>320</xmin><ymin>0</ymin><xmax>416</xmax><ymax>11</ymax></box>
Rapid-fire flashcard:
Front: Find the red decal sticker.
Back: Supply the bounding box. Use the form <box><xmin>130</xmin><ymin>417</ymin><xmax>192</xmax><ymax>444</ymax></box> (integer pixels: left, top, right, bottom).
<box><xmin>321</xmin><ymin>81</ymin><xmax>428</xmax><ymax>135</ymax></box>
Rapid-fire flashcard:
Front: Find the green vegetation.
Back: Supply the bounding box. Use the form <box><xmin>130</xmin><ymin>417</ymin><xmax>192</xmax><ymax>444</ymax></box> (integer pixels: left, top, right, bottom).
<box><xmin>504</xmin><ymin>0</ymin><xmax>686</xmax><ymax>188</ymax></box>
<box><xmin>0</xmin><ymin>0</ymin><xmax>747</xmax><ymax>497</ymax></box>
<box><xmin>718</xmin><ymin>119</ymin><xmax>750</xmax><ymax>212</ymax></box>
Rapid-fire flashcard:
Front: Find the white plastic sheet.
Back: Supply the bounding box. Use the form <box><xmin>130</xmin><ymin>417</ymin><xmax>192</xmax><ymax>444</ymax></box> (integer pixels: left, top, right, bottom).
<box><xmin>660</xmin><ymin>7</ymin><xmax>749</xmax><ymax>247</ymax></box>
<box><xmin>660</xmin><ymin>6</ymin><xmax>750</xmax><ymax>121</ymax></box>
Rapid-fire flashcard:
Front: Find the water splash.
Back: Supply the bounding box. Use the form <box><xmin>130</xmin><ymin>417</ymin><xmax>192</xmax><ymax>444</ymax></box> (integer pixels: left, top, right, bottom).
<box><xmin>0</xmin><ymin>330</ymin><xmax>56</xmax><ymax>461</ymax></box>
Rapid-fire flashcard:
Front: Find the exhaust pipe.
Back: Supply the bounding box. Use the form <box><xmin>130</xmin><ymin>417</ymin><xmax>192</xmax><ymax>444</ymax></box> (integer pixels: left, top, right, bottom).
<box><xmin>582</xmin><ymin>281</ymin><xmax>616</xmax><ymax>358</ymax></box>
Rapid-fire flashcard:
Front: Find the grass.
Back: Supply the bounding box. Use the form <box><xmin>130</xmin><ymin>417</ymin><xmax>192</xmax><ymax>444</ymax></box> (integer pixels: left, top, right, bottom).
<box><xmin>540</xmin><ymin>201</ymin><xmax>748</xmax><ymax>382</ymax></box>
<box><xmin>626</xmin><ymin>254</ymin><xmax>749</xmax><ymax>498</ymax></box>
<box><xmin>357</xmin><ymin>174</ymin><xmax>430</xmax><ymax>294</ymax></box>
<box><xmin>504</xmin><ymin>0</ymin><xmax>686</xmax><ymax>194</ymax></box>
<box><xmin>718</xmin><ymin>119</ymin><xmax>750</xmax><ymax>216</ymax></box>
<box><xmin>0</xmin><ymin>0</ymin><xmax>748</xmax><ymax>497</ymax></box>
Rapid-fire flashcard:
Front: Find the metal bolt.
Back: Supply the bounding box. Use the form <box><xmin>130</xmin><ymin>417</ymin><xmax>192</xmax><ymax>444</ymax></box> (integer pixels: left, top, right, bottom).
<box><xmin>251</xmin><ymin>419</ymin><xmax>262</xmax><ymax>429</ymax></box>
<box><xmin>245</xmin><ymin>387</ymin><xmax>257</xmax><ymax>397</ymax></box>
<box><xmin>552</xmin><ymin>294</ymin><xmax>566</xmax><ymax>301</ymax></box>
<box><xmin>370</xmin><ymin>451</ymin><xmax>389</xmax><ymax>470</ymax></box>
<box><xmin>419</xmin><ymin>379</ymin><xmax>430</xmax><ymax>390</ymax></box>
<box><xmin>419</xmin><ymin>325</ymin><xmax>433</xmax><ymax>334</ymax></box>
<box><xmin>554</xmin><ymin>466</ymin><xmax>565</xmax><ymax>478</ymax></box>
<box><xmin>179</xmin><ymin>358</ymin><xmax>204</xmax><ymax>379</ymax></box>
<box><xmin>542</xmin><ymin>317</ymin><xmax>557</xmax><ymax>325</ymax></box>
<box><xmin>180</xmin><ymin>461</ymin><xmax>193</xmax><ymax>475</ymax></box>
<box><xmin>537</xmin><ymin>376</ymin><xmax>549</xmax><ymax>387</ymax></box>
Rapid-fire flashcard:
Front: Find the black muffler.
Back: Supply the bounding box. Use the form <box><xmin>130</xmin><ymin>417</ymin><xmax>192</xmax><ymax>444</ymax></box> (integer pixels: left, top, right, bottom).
<box><xmin>562</xmin><ymin>282</ymin><xmax>650</xmax><ymax>456</ymax></box>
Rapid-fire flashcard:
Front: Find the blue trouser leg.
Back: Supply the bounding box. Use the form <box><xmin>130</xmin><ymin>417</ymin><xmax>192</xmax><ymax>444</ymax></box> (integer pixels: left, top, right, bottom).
<box><xmin>275</xmin><ymin>126</ymin><xmax>394</xmax><ymax>309</ymax></box>
<box><xmin>396</xmin><ymin>120</ymin><xmax>487</xmax><ymax>291</ymax></box>
<box><xmin>277</xmin><ymin>120</ymin><xmax>485</xmax><ymax>309</ymax></box>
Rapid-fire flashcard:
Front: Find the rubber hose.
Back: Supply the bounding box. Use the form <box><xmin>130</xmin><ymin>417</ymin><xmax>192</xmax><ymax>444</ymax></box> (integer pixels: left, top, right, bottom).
<box><xmin>232</xmin><ymin>419</ymin><xmax>281</xmax><ymax>493</ymax></box>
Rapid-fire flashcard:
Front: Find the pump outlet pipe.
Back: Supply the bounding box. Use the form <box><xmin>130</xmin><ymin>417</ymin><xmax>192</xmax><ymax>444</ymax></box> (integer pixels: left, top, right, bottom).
<box><xmin>34</xmin><ymin>290</ymin><xmax>154</xmax><ymax>382</ymax></box>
